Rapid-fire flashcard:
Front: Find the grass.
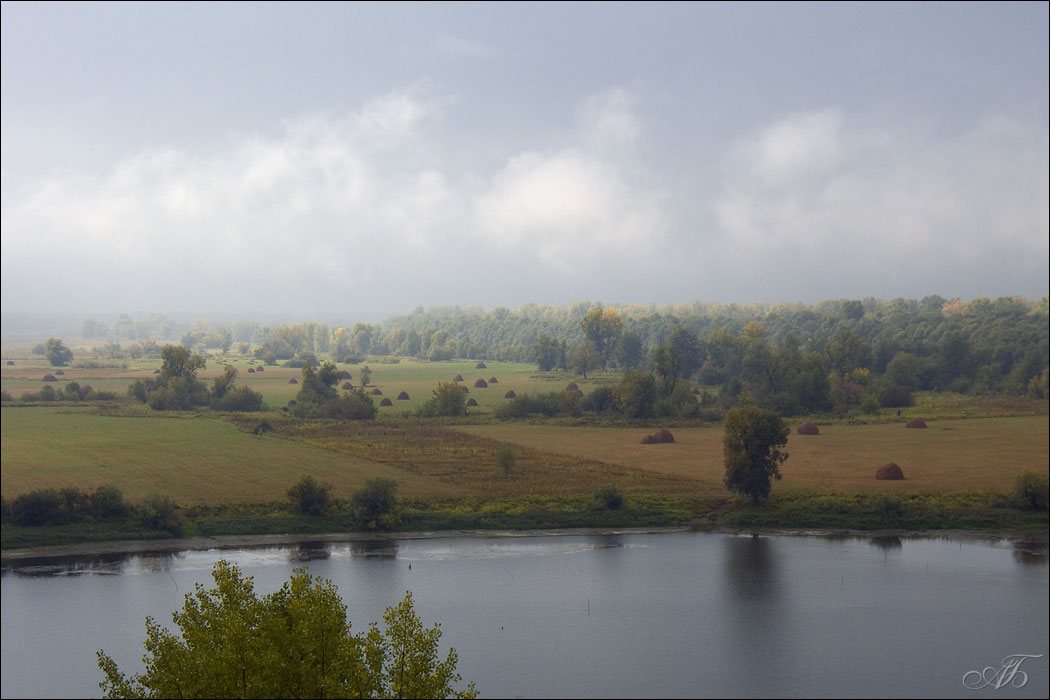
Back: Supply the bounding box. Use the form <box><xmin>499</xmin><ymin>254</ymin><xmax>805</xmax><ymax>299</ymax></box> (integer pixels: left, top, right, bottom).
<box><xmin>456</xmin><ymin>415</ymin><xmax>1049</xmax><ymax>495</ymax></box>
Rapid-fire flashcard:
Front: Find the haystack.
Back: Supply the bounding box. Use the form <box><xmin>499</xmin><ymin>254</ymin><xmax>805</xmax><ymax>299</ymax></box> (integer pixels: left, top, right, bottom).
<box><xmin>875</xmin><ymin>463</ymin><xmax>905</xmax><ymax>480</ymax></box>
<box><xmin>153</xmin><ymin>368</ymin><xmax>162</xmax><ymax>374</ymax></box>
<box><xmin>288</xmin><ymin>378</ymin><xmax>298</xmax><ymax>384</ymax></box>
<box><xmin>474</xmin><ymin>378</ymin><xmax>488</xmax><ymax>388</ymax></box>
<box><xmin>370</xmin><ymin>388</ymin><xmax>382</xmax><ymax>395</ymax></box>
<box><xmin>337</xmin><ymin>370</ymin><xmax>352</xmax><ymax>380</ymax></box>
<box><xmin>5</xmin><ymin>360</ymin><xmax>13</xmax><ymax>366</ymax></box>
<box><xmin>255</xmin><ymin>366</ymin><xmax>264</xmax><ymax>372</ymax></box>
<box><xmin>454</xmin><ymin>374</ymin><xmax>464</xmax><ymax>382</ymax></box>
<box><xmin>641</xmin><ymin>429</ymin><xmax>675</xmax><ymax>444</ymax></box>
<box><xmin>397</xmin><ymin>391</ymin><xmax>410</xmax><ymax>400</ymax></box>
<box><xmin>691</xmin><ymin>388</ymin><xmax>701</xmax><ymax>395</ymax></box>
<box><xmin>504</xmin><ymin>390</ymin><xmax>517</xmax><ymax>399</ymax></box>
<box><xmin>55</xmin><ymin>370</ymin><xmax>65</xmax><ymax>375</ymax></box>
<box><xmin>488</xmin><ymin>376</ymin><xmax>498</xmax><ymax>384</ymax></box>
<box><xmin>796</xmin><ymin>422</ymin><xmax>820</xmax><ymax>435</ymax></box>
<box><xmin>379</xmin><ymin>397</ymin><xmax>393</xmax><ymax>406</ymax></box>
<box><xmin>42</xmin><ymin>374</ymin><xmax>57</xmax><ymax>382</ymax></box>
<box><xmin>905</xmin><ymin>418</ymin><xmax>927</xmax><ymax>429</ymax></box>
<box><xmin>247</xmin><ymin>367</ymin><xmax>256</xmax><ymax>373</ymax></box>
<box><xmin>475</xmin><ymin>362</ymin><xmax>487</xmax><ymax>369</ymax></box>
<box><xmin>466</xmin><ymin>398</ymin><xmax>479</xmax><ymax>407</ymax></box>
<box><xmin>342</xmin><ymin>382</ymin><xmax>354</xmax><ymax>390</ymax></box>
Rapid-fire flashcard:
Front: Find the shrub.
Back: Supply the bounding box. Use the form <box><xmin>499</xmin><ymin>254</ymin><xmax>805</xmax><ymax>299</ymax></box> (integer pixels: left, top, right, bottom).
<box><xmin>1014</xmin><ymin>471</ymin><xmax>1049</xmax><ymax>511</ymax></box>
<box><xmin>580</xmin><ymin>386</ymin><xmax>617</xmax><ymax>414</ymax></box>
<box><xmin>496</xmin><ymin>445</ymin><xmax>516</xmax><ymax>475</ymax></box>
<box><xmin>252</xmin><ymin>420</ymin><xmax>273</xmax><ymax>435</ymax></box>
<box><xmin>139</xmin><ymin>494</ymin><xmax>183</xmax><ymax>534</ymax></box>
<box><xmin>871</xmin><ymin>494</ymin><xmax>904</xmax><ymax>525</ymax></box>
<box><xmin>593</xmin><ymin>484</ymin><xmax>624</xmax><ymax>510</ymax></box>
<box><xmin>859</xmin><ymin>395</ymin><xmax>881</xmax><ymax>415</ymax></box>
<box><xmin>878</xmin><ymin>384</ymin><xmax>914</xmax><ymax>408</ymax></box>
<box><xmin>89</xmin><ymin>485</ymin><xmax>129</xmax><ymax>520</ymax></box>
<box><xmin>288</xmin><ymin>475</ymin><xmax>332</xmax><ymax>516</ymax></box>
<box><xmin>11</xmin><ymin>489</ymin><xmax>66</xmax><ymax>525</ymax></box>
<box><xmin>213</xmin><ymin>385</ymin><xmax>264</xmax><ymax>412</ymax></box>
<box><xmin>351</xmin><ymin>477</ymin><xmax>399</xmax><ymax>529</ymax></box>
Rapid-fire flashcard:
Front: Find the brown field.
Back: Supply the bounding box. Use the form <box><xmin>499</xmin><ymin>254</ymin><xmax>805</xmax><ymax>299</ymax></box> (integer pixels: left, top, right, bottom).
<box><xmin>456</xmin><ymin>415</ymin><xmax>1050</xmax><ymax>494</ymax></box>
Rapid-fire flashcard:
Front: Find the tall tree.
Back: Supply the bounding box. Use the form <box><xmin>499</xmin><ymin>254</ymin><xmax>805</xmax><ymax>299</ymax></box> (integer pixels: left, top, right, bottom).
<box><xmin>723</xmin><ymin>406</ymin><xmax>789</xmax><ymax>503</ymax></box>
<box><xmin>580</xmin><ymin>307</ymin><xmax>623</xmax><ymax>371</ymax></box>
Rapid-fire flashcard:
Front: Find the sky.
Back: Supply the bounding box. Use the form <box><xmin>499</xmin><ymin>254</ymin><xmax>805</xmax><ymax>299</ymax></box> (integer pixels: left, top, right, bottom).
<box><xmin>2</xmin><ymin>2</ymin><xmax>1047</xmax><ymax>317</ymax></box>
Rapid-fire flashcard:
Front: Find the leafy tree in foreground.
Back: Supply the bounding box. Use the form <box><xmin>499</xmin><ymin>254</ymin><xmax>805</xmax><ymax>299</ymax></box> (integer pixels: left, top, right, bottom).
<box><xmin>723</xmin><ymin>405</ymin><xmax>789</xmax><ymax>503</ymax></box>
<box><xmin>97</xmin><ymin>560</ymin><xmax>477</xmax><ymax>699</ymax></box>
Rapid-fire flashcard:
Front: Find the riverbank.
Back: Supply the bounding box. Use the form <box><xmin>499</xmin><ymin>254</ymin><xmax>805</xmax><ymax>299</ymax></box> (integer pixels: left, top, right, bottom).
<box><xmin>3</xmin><ymin>524</ymin><xmax>1046</xmax><ymax>566</ymax></box>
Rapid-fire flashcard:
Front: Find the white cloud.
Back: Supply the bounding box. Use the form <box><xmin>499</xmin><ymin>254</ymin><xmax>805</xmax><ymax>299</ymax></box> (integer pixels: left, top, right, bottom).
<box><xmin>578</xmin><ymin>88</ymin><xmax>640</xmax><ymax>149</ymax></box>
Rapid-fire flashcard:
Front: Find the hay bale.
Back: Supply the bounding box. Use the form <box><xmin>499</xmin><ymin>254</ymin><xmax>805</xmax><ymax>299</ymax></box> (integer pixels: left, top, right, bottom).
<box><xmin>337</xmin><ymin>370</ymin><xmax>352</xmax><ymax>380</ymax></box>
<box><xmin>466</xmin><ymin>397</ymin><xmax>478</xmax><ymax>407</ymax></box>
<box><xmin>504</xmin><ymin>390</ymin><xmax>517</xmax><ymax>399</ymax></box>
<box><xmin>42</xmin><ymin>374</ymin><xmax>57</xmax><ymax>382</ymax></box>
<box><xmin>289</xmin><ymin>378</ymin><xmax>299</xmax><ymax>384</ymax></box>
<box><xmin>488</xmin><ymin>376</ymin><xmax>498</xmax><ymax>384</ymax></box>
<box><xmin>247</xmin><ymin>367</ymin><xmax>256</xmax><ymax>373</ymax></box>
<box><xmin>796</xmin><ymin>422</ymin><xmax>820</xmax><ymax>435</ymax></box>
<box><xmin>153</xmin><ymin>368</ymin><xmax>162</xmax><ymax>374</ymax></box>
<box><xmin>370</xmin><ymin>388</ymin><xmax>382</xmax><ymax>395</ymax></box>
<box><xmin>379</xmin><ymin>397</ymin><xmax>393</xmax><ymax>406</ymax></box>
<box><xmin>905</xmin><ymin>418</ymin><xmax>927</xmax><ymax>429</ymax></box>
<box><xmin>475</xmin><ymin>362</ymin><xmax>487</xmax><ymax>369</ymax></box>
<box><xmin>474</xmin><ymin>378</ymin><xmax>488</xmax><ymax>388</ymax></box>
<box><xmin>6</xmin><ymin>360</ymin><xmax>13</xmax><ymax>366</ymax></box>
<box><xmin>641</xmin><ymin>429</ymin><xmax>675</xmax><ymax>444</ymax></box>
<box><xmin>255</xmin><ymin>366</ymin><xmax>264</xmax><ymax>372</ymax></box>
<box><xmin>397</xmin><ymin>391</ymin><xmax>410</xmax><ymax>400</ymax></box>
<box><xmin>875</xmin><ymin>463</ymin><xmax>905</xmax><ymax>480</ymax></box>
<box><xmin>55</xmin><ymin>370</ymin><xmax>65</xmax><ymax>375</ymax></box>
<box><xmin>454</xmin><ymin>374</ymin><xmax>464</xmax><ymax>382</ymax></box>
<box><xmin>342</xmin><ymin>382</ymin><xmax>354</xmax><ymax>390</ymax></box>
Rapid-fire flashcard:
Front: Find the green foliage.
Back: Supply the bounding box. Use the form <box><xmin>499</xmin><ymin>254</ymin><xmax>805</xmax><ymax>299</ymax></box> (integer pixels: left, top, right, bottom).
<box><xmin>44</xmin><ymin>337</ymin><xmax>74</xmax><ymax>366</ymax></box>
<box><xmin>568</xmin><ymin>340</ymin><xmax>601</xmax><ymax>378</ymax></box>
<box><xmin>496</xmin><ymin>445</ymin><xmax>516</xmax><ymax>475</ymax></box>
<box><xmin>360</xmin><ymin>365</ymin><xmax>373</xmax><ymax>387</ymax></box>
<box><xmin>723</xmin><ymin>406</ymin><xmax>789</xmax><ymax>503</ymax></box>
<box><xmin>292</xmin><ymin>363</ymin><xmax>375</xmax><ymax>419</ymax></box>
<box><xmin>871</xmin><ymin>494</ymin><xmax>904</xmax><ymax>525</ymax></box>
<box><xmin>97</xmin><ymin>561</ymin><xmax>477</xmax><ymax>699</ymax></box>
<box><xmin>420</xmin><ymin>382</ymin><xmax>467</xmax><ymax>417</ymax></box>
<box><xmin>352</xmin><ymin>478</ymin><xmax>400</xmax><ymax>529</ymax></box>
<box><xmin>579</xmin><ymin>386</ymin><xmax>617</xmax><ymax>414</ymax></box>
<box><xmin>580</xmin><ymin>306</ymin><xmax>623</xmax><ymax>370</ymax></box>
<box><xmin>878</xmin><ymin>384</ymin><xmax>914</xmax><ymax>408</ymax></box>
<box><xmin>287</xmin><ymin>476</ymin><xmax>332</xmax><ymax>516</ymax></box>
<box><xmin>494</xmin><ymin>390</ymin><xmax>578</xmax><ymax>419</ymax></box>
<box><xmin>593</xmin><ymin>484</ymin><xmax>624</xmax><ymax>510</ymax></box>
<box><xmin>9</xmin><ymin>485</ymin><xmax>128</xmax><ymax>525</ymax></box>
<box><xmin>138</xmin><ymin>494</ymin><xmax>183</xmax><ymax>534</ymax></box>
<box><xmin>1014</xmin><ymin>471</ymin><xmax>1049</xmax><ymax>511</ymax></box>
<box><xmin>616</xmin><ymin>370</ymin><xmax>657</xmax><ymax>419</ymax></box>
<box><xmin>211</xmin><ymin>366</ymin><xmax>238</xmax><ymax>399</ymax></box>
<box><xmin>214</xmin><ymin>385</ymin><xmax>265</xmax><ymax>412</ymax></box>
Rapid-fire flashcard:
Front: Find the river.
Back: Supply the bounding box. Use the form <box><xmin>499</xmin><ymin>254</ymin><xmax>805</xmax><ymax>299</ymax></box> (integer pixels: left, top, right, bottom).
<box><xmin>1</xmin><ymin>531</ymin><xmax>1047</xmax><ymax>698</ymax></box>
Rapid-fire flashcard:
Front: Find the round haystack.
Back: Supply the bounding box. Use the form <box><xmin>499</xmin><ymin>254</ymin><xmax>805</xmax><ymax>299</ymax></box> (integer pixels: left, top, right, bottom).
<box><xmin>474</xmin><ymin>378</ymin><xmax>488</xmax><ymax>388</ymax></box>
<box><xmin>460</xmin><ymin>385</ymin><xmax>470</xmax><ymax>393</ymax></box>
<box><xmin>488</xmin><ymin>376</ymin><xmax>499</xmax><ymax>384</ymax></box>
<box><xmin>6</xmin><ymin>360</ymin><xmax>13</xmax><ymax>366</ymax></box>
<box><xmin>466</xmin><ymin>397</ymin><xmax>478</xmax><ymax>407</ymax></box>
<box><xmin>342</xmin><ymin>382</ymin><xmax>354</xmax><ymax>390</ymax></box>
<box><xmin>454</xmin><ymin>374</ymin><xmax>464</xmax><ymax>382</ymax></box>
<box><xmin>397</xmin><ymin>391</ymin><xmax>410</xmax><ymax>400</ymax></box>
<box><xmin>504</xmin><ymin>390</ymin><xmax>517</xmax><ymax>399</ymax></box>
<box><xmin>796</xmin><ymin>422</ymin><xmax>820</xmax><ymax>435</ymax></box>
<box><xmin>691</xmin><ymin>387</ymin><xmax>701</xmax><ymax>395</ymax></box>
<box><xmin>153</xmin><ymin>368</ymin><xmax>162</xmax><ymax>374</ymax></box>
<box><xmin>905</xmin><ymin>418</ymin><xmax>927</xmax><ymax>429</ymax></box>
<box><xmin>641</xmin><ymin>429</ymin><xmax>676</xmax><ymax>444</ymax></box>
<box><xmin>288</xmin><ymin>378</ymin><xmax>298</xmax><ymax>384</ymax></box>
<box><xmin>247</xmin><ymin>367</ymin><xmax>256</xmax><ymax>373</ymax></box>
<box><xmin>875</xmin><ymin>463</ymin><xmax>905</xmax><ymax>480</ymax></box>
<box><xmin>42</xmin><ymin>374</ymin><xmax>57</xmax><ymax>382</ymax></box>
<box><xmin>255</xmin><ymin>366</ymin><xmax>264</xmax><ymax>372</ymax></box>
<box><xmin>475</xmin><ymin>362</ymin><xmax>487</xmax><ymax>369</ymax></box>
<box><xmin>337</xmin><ymin>370</ymin><xmax>352</xmax><ymax>380</ymax></box>
<box><xmin>55</xmin><ymin>370</ymin><xmax>65</xmax><ymax>375</ymax></box>
<box><xmin>566</xmin><ymin>382</ymin><xmax>579</xmax><ymax>392</ymax></box>
<box><xmin>370</xmin><ymin>388</ymin><xmax>382</xmax><ymax>395</ymax></box>
<box><xmin>379</xmin><ymin>397</ymin><xmax>393</xmax><ymax>407</ymax></box>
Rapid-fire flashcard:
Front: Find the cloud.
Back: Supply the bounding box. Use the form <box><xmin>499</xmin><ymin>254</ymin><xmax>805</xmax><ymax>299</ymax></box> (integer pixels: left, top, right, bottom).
<box><xmin>711</xmin><ymin>110</ymin><xmax>1049</xmax><ymax>295</ymax></box>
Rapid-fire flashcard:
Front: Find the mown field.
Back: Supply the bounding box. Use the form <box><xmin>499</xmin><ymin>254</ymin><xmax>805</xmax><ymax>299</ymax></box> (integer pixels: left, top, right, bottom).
<box><xmin>456</xmin><ymin>416</ymin><xmax>1049</xmax><ymax>494</ymax></box>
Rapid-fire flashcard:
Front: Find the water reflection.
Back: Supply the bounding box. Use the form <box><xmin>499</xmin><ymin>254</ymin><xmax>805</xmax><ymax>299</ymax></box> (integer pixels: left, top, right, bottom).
<box><xmin>288</xmin><ymin>542</ymin><xmax>332</xmax><ymax>562</ymax></box>
<box><xmin>5</xmin><ymin>552</ymin><xmax>131</xmax><ymax>578</ymax></box>
<box><xmin>722</xmin><ymin>534</ymin><xmax>780</xmax><ymax>603</ymax></box>
<box><xmin>869</xmin><ymin>535</ymin><xmax>903</xmax><ymax>552</ymax></box>
<box><xmin>349</xmin><ymin>539</ymin><xmax>399</xmax><ymax>559</ymax></box>
<box><xmin>1013</xmin><ymin>537</ymin><xmax>1049</xmax><ymax>566</ymax></box>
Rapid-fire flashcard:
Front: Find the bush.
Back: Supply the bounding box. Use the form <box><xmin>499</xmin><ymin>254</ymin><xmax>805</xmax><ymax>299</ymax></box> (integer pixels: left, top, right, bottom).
<box><xmin>11</xmin><ymin>489</ymin><xmax>66</xmax><ymax>525</ymax></box>
<box><xmin>496</xmin><ymin>445</ymin><xmax>516</xmax><ymax>475</ymax></box>
<box><xmin>213</xmin><ymin>385</ymin><xmax>265</xmax><ymax>412</ymax></box>
<box><xmin>580</xmin><ymin>386</ymin><xmax>617</xmax><ymax>414</ymax></box>
<box><xmin>871</xmin><ymin>494</ymin><xmax>904</xmax><ymax>525</ymax></box>
<box><xmin>252</xmin><ymin>420</ymin><xmax>274</xmax><ymax>435</ymax></box>
<box><xmin>89</xmin><ymin>485</ymin><xmax>129</xmax><ymax>521</ymax></box>
<box><xmin>139</xmin><ymin>494</ymin><xmax>183</xmax><ymax>534</ymax></box>
<box><xmin>1014</xmin><ymin>471</ymin><xmax>1049</xmax><ymax>511</ymax></box>
<box><xmin>352</xmin><ymin>478</ymin><xmax>399</xmax><ymax>529</ymax></box>
<box><xmin>593</xmin><ymin>484</ymin><xmax>624</xmax><ymax>510</ymax></box>
<box><xmin>878</xmin><ymin>384</ymin><xmax>915</xmax><ymax>408</ymax></box>
<box><xmin>288</xmin><ymin>475</ymin><xmax>332</xmax><ymax>516</ymax></box>
<box><xmin>859</xmin><ymin>395</ymin><xmax>881</xmax><ymax>415</ymax></box>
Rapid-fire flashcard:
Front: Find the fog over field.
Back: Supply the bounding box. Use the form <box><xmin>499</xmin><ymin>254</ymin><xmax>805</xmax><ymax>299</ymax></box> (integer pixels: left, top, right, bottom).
<box><xmin>2</xmin><ymin>3</ymin><xmax>1047</xmax><ymax>316</ymax></box>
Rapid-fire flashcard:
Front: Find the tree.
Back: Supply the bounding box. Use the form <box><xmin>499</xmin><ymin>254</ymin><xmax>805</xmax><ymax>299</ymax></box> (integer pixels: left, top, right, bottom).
<box><xmin>723</xmin><ymin>406</ymin><xmax>789</xmax><ymax>503</ymax></box>
<box><xmin>360</xmin><ymin>365</ymin><xmax>373</xmax><ymax>387</ymax></box>
<box><xmin>160</xmin><ymin>345</ymin><xmax>207</xmax><ymax>381</ymax></box>
<box><xmin>568</xmin><ymin>340</ymin><xmax>601</xmax><ymax>378</ymax></box>
<box><xmin>287</xmin><ymin>475</ymin><xmax>332</xmax><ymax>516</ymax></box>
<box><xmin>422</xmin><ymin>382</ymin><xmax>467</xmax><ymax>417</ymax></box>
<box><xmin>351</xmin><ymin>477</ymin><xmax>399</xmax><ymax>529</ymax></box>
<box><xmin>97</xmin><ymin>561</ymin><xmax>477</xmax><ymax>699</ymax></box>
<box><xmin>616</xmin><ymin>370</ymin><xmax>657</xmax><ymax>419</ymax></box>
<box><xmin>580</xmin><ymin>306</ymin><xmax>623</xmax><ymax>371</ymax></box>
<box><xmin>532</xmin><ymin>333</ymin><xmax>561</xmax><ymax>372</ymax></box>
<box><xmin>44</xmin><ymin>338</ymin><xmax>74</xmax><ymax>367</ymax></box>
